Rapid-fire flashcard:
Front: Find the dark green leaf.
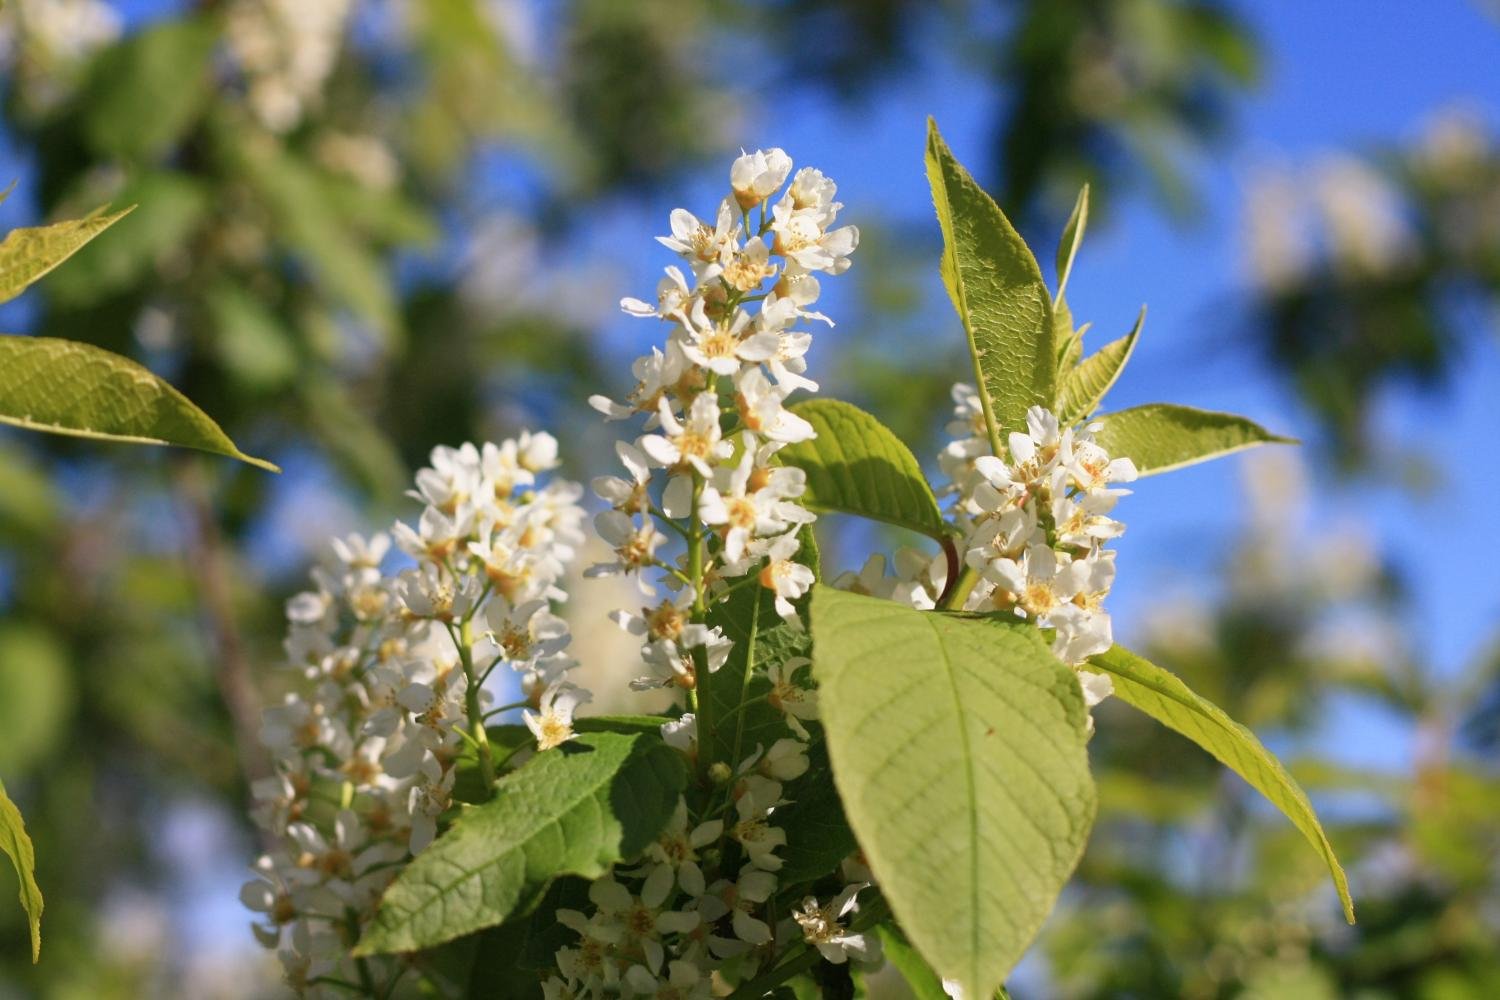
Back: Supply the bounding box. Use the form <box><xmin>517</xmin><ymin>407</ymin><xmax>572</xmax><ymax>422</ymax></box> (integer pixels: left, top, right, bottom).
<box><xmin>355</xmin><ymin>732</ymin><xmax>686</xmax><ymax>954</ymax></box>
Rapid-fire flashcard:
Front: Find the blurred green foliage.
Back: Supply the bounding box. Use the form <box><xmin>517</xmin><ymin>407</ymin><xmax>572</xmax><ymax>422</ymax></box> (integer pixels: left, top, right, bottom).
<box><xmin>0</xmin><ymin>0</ymin><xmax>1494</xmax><ymax>996</ymax></box>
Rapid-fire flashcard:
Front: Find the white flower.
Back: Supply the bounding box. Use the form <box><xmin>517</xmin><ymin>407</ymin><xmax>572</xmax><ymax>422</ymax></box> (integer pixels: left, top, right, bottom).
<box><xmin>639</xmin><ymin>395</ymin><xmax>732</xmax><ymax>477</ymax></box>
<box><xmin>766</xmin><ymin>656</ymin><xmax>818</xmax><ymax>738</ymax></box>
<box><xmin>524</xmin><ymin>683</ymin><xmax>590</xmax><ymax>751</ymax></box>
<box><xmin>730</xmin><ymin>148</ymin><xmax>792</xmax><ymax>209</ymax></box>
<box><xmin>621</xmin><ymin>265</ymin><xmax>694</xmax><ymax>319</ymax></box>
<box><xmin>658</xmin><ymin>201</ymin><xmax>739</xmax><ymax>269</ymax></box>
<box><xmin>736</xmin><ymin>367</ymin><xmax>816</xmax><ymax>443</ymax></box>
<box><xmin>792</xmin><ymin>883</ymin><xmax>879</xmax><ymax>964</ymax></box>
<box><xmin>759</xmin><ymin>532</ymin><xmax>815</xmax><ymax>624</ymax></box>
<box><xmin>769</xmin><ymin>199</ymin><xmax>858</xmax><ymax>274</ymax></box>
<box><xmin>678</xmin><ymin>299</ymin><xmax>780</xmax><ymax>376</ymax></box>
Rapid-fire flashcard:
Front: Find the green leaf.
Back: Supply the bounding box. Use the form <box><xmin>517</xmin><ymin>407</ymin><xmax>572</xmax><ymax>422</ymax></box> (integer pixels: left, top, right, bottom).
<box><xmin>700</xmin><ymin>527</ymin><xmax>819</xmax><ymax>767</ymax></box>
<box><xmin>205</xmin><ymin>282</ymin><xmax>300</xmax><ymax>390</ymax></box>
<box><xmin>1088</xmin><ymin>645</ymin><xmax>1354</xmax><ymax>923</ymax></box>
<box><xmin>43</xmin><ymin>174</ymin><xmax>208</xmax><ymax>305</ymax></box>
<box><xmin>222</xmin><ymin>122</ymin><xmax>401</xmax><ymax>344</ymax></box>
<box><xmin>1056</xmin><ymin>306</ymin><xmax>1145</xmax><ymax>424</ymax></box>
<box><xmin>355</xmin><ymin>732</ymin><xmax>686</xmax><ymax>955</ymax></box>
<box><xmin>0</xmin><ymin>207</ymin><xmax>134</xmax><ymax>305</ymax></box>
<box><xmin>810</xmin><ymin>587</ymin><xmax>1095</xmax><ymax>997</ymax></box>
<box><xmin>1055</xmin><ymin>184</ymin><xmax>1090</xmax><ymax>302</ymax></box>
<box><xmin>925</xmin><ymin>119</ymin><xmax>1054</xmax><ymax>452</ymax></box>
<box><xmin>1089</xmin><ymin>403</ymin><xmax>1295</xmax><ymax>476</ymax></box>
<box><xmin>777</xmin><ymin>399</ymin><xmax>948</xmax><ymax>541</ymax></box>
<box><xmin>0</xmin><ymin>777</ymin><xmax>42</xmax><ymax>962</ymax></box>
<box><xmin>0</xmin><ymin>336</ymin><xmax>279</xmax><ymax>471</ymax></box>
<box><xmin>877</xmin><ymin>924</ymin><xmax>950</xmax><ymax>1000</ymax></box>
<box><xmin>81</xmin><ymin>16</ymin><xmax>218</xmax><ymax>160</ymax></box>
<box><xmin>772</xmin><ymin>740</ymin><xmax>858</xmax><ymax>887</ymax></box>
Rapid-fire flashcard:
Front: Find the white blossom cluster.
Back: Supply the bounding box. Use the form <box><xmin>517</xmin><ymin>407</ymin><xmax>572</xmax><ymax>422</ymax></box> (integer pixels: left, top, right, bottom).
<box><xmin>940</xmin><ymin>385</ymin><xmax>1137</xmax><ymax>704</ymax></box>
<box><xmin>241</xmin><ymin>434</ymin><xmax>587</xmax><ymax>997</ymax></box>
<box><xmin>543</xmin><ymin>148</ymin><xmax>878</xmax><ymax>997</ymax></box>
<box><xmin>225</xmin><ymin>0</ymin><xmax>353</xmax><ymax>132</ymax></box>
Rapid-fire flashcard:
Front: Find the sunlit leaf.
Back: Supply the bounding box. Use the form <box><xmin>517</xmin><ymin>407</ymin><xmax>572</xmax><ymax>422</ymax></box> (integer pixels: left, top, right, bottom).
<box><xmin>778</xmin><ymin>399</ymin><xmax>948</xmax><ymax>541</ymax></box>
<box><xmin>1088</xmin><ymin>644</ymin><xmax>1354</xmax><ymax>922</ymax></box>
<box><xmin>1089</xmin><ymin>403</ymin><xmax>1294</xmax><ymax>476</ymax></box>
<box><xmin>1056</xmin><ymin>306</ymin><xmax>1145</xmax><ymax>424</ymax></box>
<box><xmin>0</xmin><ymin>778</ymin><xmax>42</xmax><ymax>962</ymax></box>
<box><xmin>0</xmin><ymin>336</ymin><xmax>279</xmax><ymax>471</ymax></box>
<box><xmin>926</xmin><ymin>119</ymin><xmax>1054</xmax><ymax>451</ymax></box>
<box><xmin>811</xmin><ymin>587</ymin><xmax>1094</xmax><ymax>997</ymax></box>
<box><xmin>0</xmin><ymin>207</ymin><xmax>133</xmax><ymax>305</ymax></box>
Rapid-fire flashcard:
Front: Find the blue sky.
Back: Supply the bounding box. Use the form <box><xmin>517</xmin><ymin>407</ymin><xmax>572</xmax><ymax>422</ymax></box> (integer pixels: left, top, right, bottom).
<box><xmin>551</xmin><ymin>1</ymin><xmax>1500</xmax><ymax>771</ymax></box>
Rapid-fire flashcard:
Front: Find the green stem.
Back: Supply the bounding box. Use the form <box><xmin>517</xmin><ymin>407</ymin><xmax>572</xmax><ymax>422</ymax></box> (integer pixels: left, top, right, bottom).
<box><xmin>686</xmin><ymin>472</ymin><xmax>714</xmax><ymax>778</ymax></box>
<box><xmin>449</xmin><ymin>620</ymin><xmax>497</xmax><ymax>793</ymax></box>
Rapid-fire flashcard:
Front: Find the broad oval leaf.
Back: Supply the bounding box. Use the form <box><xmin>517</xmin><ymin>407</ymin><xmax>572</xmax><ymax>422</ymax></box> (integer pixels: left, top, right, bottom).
<box><xmin>0</xmin><ymin>777</ymin><xmax>42</xmax><ymax>962</ymax></box>
<box><xmin>355</xmin><ymin>731</ymin><xmax>686</xmax><ymax>955</ymax></box>
<box><xmin>1089</xmin><ymin>402</ymin><xmax>1294</xmax><ymax>476</ymax></box>
<box><xmin>778</xmin><ymin>399</ymin><xmax>948</xmax><ymax>541</ymax></box>
<box><xmin>0</xmin><ymin>207</ymin><xmax>133</xmax><ymax>305</ymax></box>
<box><xmin>0</xmin><ymin>337</ymin><xmax>278</xmax><ymax>471</ymax></box>
<box><xmin>1088</xmin><ymin>644</ymin><xmax>1354</xmax><ymax>923</ymax></box>
<box><xmin>1056</xmin><ymin>306</ymin><xmax>1145</xmax><ymax>424</ymax></box>
<box><xmin>926</xmin><ymin>119</ymin><xmax>1054</xmax><ymax>452</ymax></box>
<box><xmin>810</xmin><ymin>587</ymin><xmax>1095</xmax><ymax>998</ymax></box>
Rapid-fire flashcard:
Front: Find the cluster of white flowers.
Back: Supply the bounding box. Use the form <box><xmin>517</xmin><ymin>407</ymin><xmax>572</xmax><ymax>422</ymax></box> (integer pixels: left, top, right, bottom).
<box><xmin>225</xmin><ymin>0</ymin><xmax>353</xmax><ymax>132</ymax></box>
<box><xmin>941</xmin><ymin>388</ymin><xmax>1137</xmax><ymax>702</ymax></box>
<box><xmin>0</xmin><ymin>0</ymin><xmax>120</xmax><ymax>66</ymax></box>
<box><xmin>242</xmin><ymin>434</ymin><xmax>586</xmax><ymax>997</ymax></box>
<box><xmin>542</xmin><ymin>148</ymin><xmax>878</xmax><ymax>997</ymax></box>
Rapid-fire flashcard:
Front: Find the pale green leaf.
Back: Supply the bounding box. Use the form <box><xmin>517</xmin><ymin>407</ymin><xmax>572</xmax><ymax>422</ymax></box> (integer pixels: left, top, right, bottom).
<box><xmin>0</xmin><ymin>337</ymin><xmax>279</xmax><ymax>471</ymax></box>
<box><xmin>778</xmin><ymin>399</ymin><xmax>948</xmax><ymax>541</ymax></box>
<box><xmin>1088</xmin><ymin>645</ymin><xmax>1354</xmax><ymax>923</ymax></box>
<box><xmin>0</xmin><ymin>777</ymin><xmax>42</xmax><ymax>962</ymax></box>
<box><xmin>1056</xmin><ymin>306</ymin><xmax>1145</xmax><ymax>424</ymax></box>
<box><xmin>926</xmin><ymin>119</ymin><xmax>1054</xmax><ymax>451</ymax></box>
<box><xmin>1089</xmin><ymin>403</ymin><xmax>1294</xmax><ymax>476</ymax></box>
<box><xmin>810</xmin><ymin>587</ymin><xmax>1095</xmax><ymax>997</ymax></box>
<box><xmin>0</xmin><ymin>207</ymin><xmax>133</xmax><ymax>305</ymax></box>
<box><xmin>1055</xmin><ymin>184</ymin><xmax>1090</xmax><ymax>302</ymax></box>
<box><xmin>355</xmin><ymin>732</ymin><xmax>685</xmax><ymax>955</ymax></box>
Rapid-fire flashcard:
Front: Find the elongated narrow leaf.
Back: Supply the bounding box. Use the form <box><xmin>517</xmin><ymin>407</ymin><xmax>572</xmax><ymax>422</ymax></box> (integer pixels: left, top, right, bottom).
<box><xmin>356</xmin><ymin>732</ymin><xmax>685</xmax><ymax>954</ymax></box>
<box><xmin>926</xmin><ymin>120</ymin><xmax>1054</xmax><ymax>450</ymax></box>
<box><xmin>1055</xmin><ymin>184</ymin><xmax>1090</xmax><ymax>301</ymax></box>
<box><xmin>1089</xmin><ymin>403</ymin><xmax>1293</xmax><ymax>476</ymax></box>
<box><xmin>778</xmin><ymin>399</ymin><xmax>948</xmax><ymax>541</ymax></box>
<box><xmin>811</xmin><ymin>587</ymin><xmax>1095</xmax><ymax>998</ymax></box>
<box><xmin>1089</xmin><ymin>645</ymin><xmax>1354</xmax><ymax>922</ymax></box>
<box><xmin>1056</xmin><ymin>306</ymin><xmax>1145</xmax><ymax>424</ymax></box>
<box><xmin>0</xmin><ymin>778</ymin><xmax>42</xmax><ymax>962</ymax></box>
<box><xmin>0</xmin><ymin>207</ymin><xmax>133</xmax><ymax>305</ymax></box>
<box><xmin>0</xmin><ymin>337</ymin><xmax>279</xmax><ymax>471</ymax></box>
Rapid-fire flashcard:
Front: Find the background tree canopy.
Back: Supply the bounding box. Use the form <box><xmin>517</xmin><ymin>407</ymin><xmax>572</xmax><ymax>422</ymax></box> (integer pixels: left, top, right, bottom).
<box><xmin>0</xmin><ymin>0</ymin><xmax>1496</xmax><ymax>996</ymax></box>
